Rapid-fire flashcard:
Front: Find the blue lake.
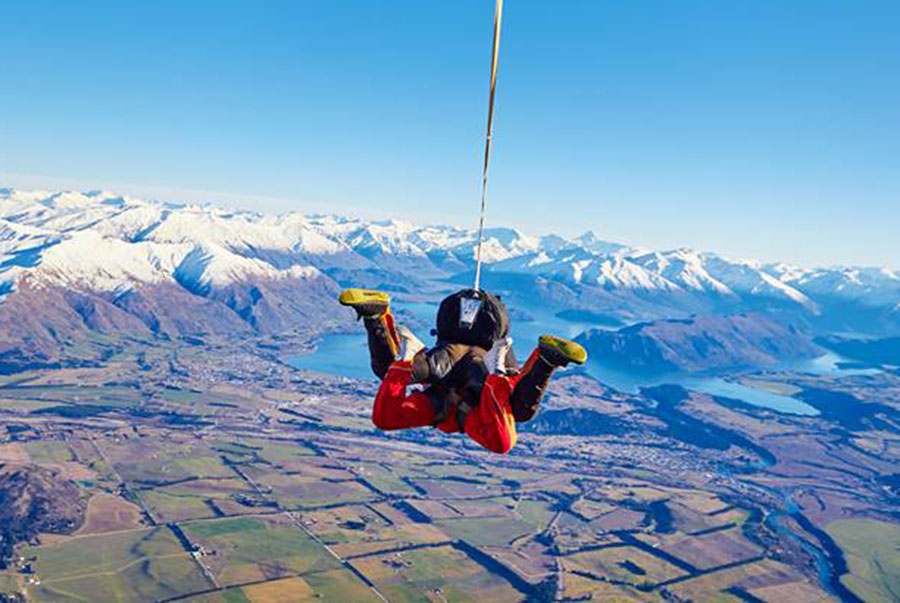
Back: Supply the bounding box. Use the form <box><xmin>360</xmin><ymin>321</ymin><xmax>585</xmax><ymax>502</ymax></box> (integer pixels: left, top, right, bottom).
<box><xmin>290</xmin><ymin>300</ymin><xmax>876</xmax><ymax>417</ymax></box>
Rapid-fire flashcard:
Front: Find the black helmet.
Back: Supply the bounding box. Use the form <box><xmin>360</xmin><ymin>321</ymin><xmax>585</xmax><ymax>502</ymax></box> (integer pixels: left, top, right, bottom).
<box><xmin>434</xmin><ymin>288</ymin><xmax>510</xmax><ymax>350</ymax></box>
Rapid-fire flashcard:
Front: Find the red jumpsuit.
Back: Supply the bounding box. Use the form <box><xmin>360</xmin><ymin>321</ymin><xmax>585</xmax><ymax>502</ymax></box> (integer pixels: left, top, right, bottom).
<box><xmin>371</xmin><ymin>350</ymin><xmax>544</xmax><ymax>454</ymax></box>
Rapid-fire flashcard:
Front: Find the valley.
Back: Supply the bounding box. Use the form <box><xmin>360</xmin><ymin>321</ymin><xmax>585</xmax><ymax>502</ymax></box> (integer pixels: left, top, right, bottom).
<box><xmin>0</xmin><ymin>328</ymin><xmax>898</xmax><ymax>602</ymax></box>
<box><xmin>0</xmin><ymin>189</ymin><xmax>899</xmax><ymax>601</ymax></box>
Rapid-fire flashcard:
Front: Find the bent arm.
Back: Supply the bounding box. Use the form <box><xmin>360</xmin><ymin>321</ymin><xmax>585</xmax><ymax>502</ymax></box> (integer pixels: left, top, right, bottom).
<box><xmin>371</xmin><ymin>362</ymin><xmax>439</xmax><ymax>430</ymax></box>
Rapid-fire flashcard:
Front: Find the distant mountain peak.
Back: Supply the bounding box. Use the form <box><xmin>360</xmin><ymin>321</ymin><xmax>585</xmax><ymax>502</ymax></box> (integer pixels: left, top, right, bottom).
<box><xmin>1</xmin><ymin>187</ymin><xmax>898</xmax><ymax>345</ymax></box>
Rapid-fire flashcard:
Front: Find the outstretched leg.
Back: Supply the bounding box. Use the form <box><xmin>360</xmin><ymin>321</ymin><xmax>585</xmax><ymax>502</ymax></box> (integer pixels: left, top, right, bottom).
<box><xmin>339</xmin><ymin>289</ymin><xmax>401</xmax><ymax>380</ymax></box>
<box><xmin>509</xmin><ymin>335</ymin><xmax>587</xmax><ymax>422</ymax></box>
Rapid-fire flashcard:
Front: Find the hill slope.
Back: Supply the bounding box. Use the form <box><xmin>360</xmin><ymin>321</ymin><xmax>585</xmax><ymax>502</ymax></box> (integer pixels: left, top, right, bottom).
<box><xmin>0</xmin><ymin>465</ymin><xmax>87</xmax><ymax>567</ymax></box>
<box><xmin>577</xmin><ymin>314</ymin><xmax>822</xmax><ymax>373</ymax></box>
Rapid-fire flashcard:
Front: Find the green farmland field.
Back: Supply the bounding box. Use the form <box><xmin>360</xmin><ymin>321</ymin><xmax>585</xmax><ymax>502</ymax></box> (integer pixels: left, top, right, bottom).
<box><xmin>23</xmin><ymin>527</ymin><xmax>210</xmax><ymax>602</ymax></box>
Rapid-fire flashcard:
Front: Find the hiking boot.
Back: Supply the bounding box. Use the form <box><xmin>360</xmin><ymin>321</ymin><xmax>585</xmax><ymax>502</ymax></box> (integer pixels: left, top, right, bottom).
<box><xmin>339</xmin><ymin>288</ymin><xmax>391</xmax><ymax>320</ymax></box>
<box><xmin>538</xmin><ymin>335</ymin><xmax>588</xmax><ymax>367</ymax></box>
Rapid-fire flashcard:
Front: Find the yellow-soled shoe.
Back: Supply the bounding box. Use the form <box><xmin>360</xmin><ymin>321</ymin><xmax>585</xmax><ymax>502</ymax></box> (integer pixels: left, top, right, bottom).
<box><xmin>338</xmin><ymin>288</ymin><xmax>391</xmax><ymax>319</ymax></box>
<box><xmin>538</xmin><ymin>335</ymin><xmax>588</xmax><ymax>367</ymax></box>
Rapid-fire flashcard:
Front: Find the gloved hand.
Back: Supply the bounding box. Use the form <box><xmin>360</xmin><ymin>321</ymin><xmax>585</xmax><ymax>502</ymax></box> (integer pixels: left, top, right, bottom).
<box><xmin>397</xmin><ymin>326</ymin><xmax>425</xmax><ymax>362</ymax></box>
<box><xmin>484</xmin><ymin>336</ymin><xmax>513</xmax><ymax>375</ymax></box>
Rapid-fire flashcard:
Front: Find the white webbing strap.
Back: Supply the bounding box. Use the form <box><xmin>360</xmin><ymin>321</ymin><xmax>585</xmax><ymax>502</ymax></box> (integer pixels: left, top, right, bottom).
<box><xmin>473</xmin><ymin>0</ymin><xmax>504</xmax><ymax>292</ymax></box>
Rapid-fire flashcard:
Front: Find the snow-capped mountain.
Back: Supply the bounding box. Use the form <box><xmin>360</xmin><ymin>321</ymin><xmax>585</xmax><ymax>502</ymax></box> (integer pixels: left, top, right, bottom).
<box><xmin>1</xmin><ymin>188</ymin><xmax>899</xmax><ymax>368</ymax></box>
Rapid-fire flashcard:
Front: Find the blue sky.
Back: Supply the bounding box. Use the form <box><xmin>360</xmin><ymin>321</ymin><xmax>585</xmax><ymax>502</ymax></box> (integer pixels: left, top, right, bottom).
<box><xmin>1</xmin><ymin>0</ymin><xmax>898</xmax><ymax>268</ymax></box>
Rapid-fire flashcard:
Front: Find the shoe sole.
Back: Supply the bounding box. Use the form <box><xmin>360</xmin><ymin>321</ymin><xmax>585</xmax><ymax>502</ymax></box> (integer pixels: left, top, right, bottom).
<box><xmin>338</xmin><ymin>288</ymin><xmax>391</xmax><ymax>308</ymax></box>
<box><xmin>539</xmin><ymin>335</ymin><xmax>588</xmax><ymax>365</ymax></box>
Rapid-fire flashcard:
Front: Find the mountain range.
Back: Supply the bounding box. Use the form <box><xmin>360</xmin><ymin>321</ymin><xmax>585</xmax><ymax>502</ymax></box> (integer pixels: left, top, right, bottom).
<box><xmin>1</xmin><ymin>188</ymin><xmax>898</xmax><ymax>369</ymax></box>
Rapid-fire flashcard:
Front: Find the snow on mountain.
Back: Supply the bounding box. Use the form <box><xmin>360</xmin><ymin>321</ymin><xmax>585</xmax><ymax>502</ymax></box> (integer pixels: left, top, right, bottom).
<box><xmin>174</xmin><ymin>243</ymin><xmax>320</xmax><ymax>296</ymax></box>
<box><xmin>13</xmin><ymin>191</ymin><xmax>136</xmax><ymax>233</ymax></box>
<box><xmin>700</xmin><ymin>255</ymin><xmax>818</xmax><ymax>311</ymax></box>
<box><xmin>630</xmin><ymin>250</ymin><xmax>735</xmax><ymax>296</ymax></box>
<box><xmin>0</xmin><ymin>219</ymin><xmax>59</xmax><ymax>256</ymax></box>
<box><xmin>494</xmin><ymin>249</ymin><xmax>679</xmax><ymax>291</ymax></box>
<box><xmin>575</xmin><ymin>230</ymin><xmax>636</xmax><ymax>256</ymax></box>
<box><xmin>344</xmin><ymin>220</ymin><xmax>430</xmax><ymax>260</ymax></box>
<box><xmin>31</xmin><ymin>230</ymin><xmax>188</xmax><ymax>293</ymax></box>
<box><xmin>1</xmin><ymin>187</ymin><xmax>898</xmax><ymax>321</ymax></box>
<box><xmin>0</xmin><ymin>190</ymin><xmax>351</xmax><ymax>296</ymax></box>
<box><xmin>777</xmin><ymin>266</ymin><xmax>900</xmax><ymax>308</ymax></box>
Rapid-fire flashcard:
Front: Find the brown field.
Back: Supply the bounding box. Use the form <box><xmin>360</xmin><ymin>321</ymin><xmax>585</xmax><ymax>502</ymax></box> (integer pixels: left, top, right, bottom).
<box><xmin>635</xmin><ymin>527</ymin><xmax>762</xmax><ymax>570</ymax></box>
<box><xmin>706</xmin><ymin>507</ymin><xmax>751</xmax><ymax>525</ymax></box>
<box><xmin>242</xmin><ymin>576</ymin><xmax>315</xmax><ymax>602</ymax></box>
<box><xmin>75</xmin><ymin>492</ymin><xmax>144</xmax><ymax>535</ymax></box>
<box><xmin>331</xmin><ymin>523</ymin><xmax>452</xmax><ymax>559</ymax></box>
<box><xmin>249</xmin><ymin>471</ymin><xmax>374</xmax><ymax>509</ymax></box>
<box><xmin>367</xmin><ymin>502</ymin><xmax>415</xmax><ymax>526</ymax></box>
<box><xmin>669</xmin><ymin>502</ymin><xmax>725</xmax><ymax>533</ymax></box>
<box><xmin>563</xmin><ymin>546</ymin><xmax>688</xmax><ymax>587</ymax></box>
<box><xmin>221</xmin><ymin>562</ymin><xmax>268</xmax><ymax>586</ymax></box>
<box><xmin>304</xmin><ymin>504</ymin><xmax>390</xmax><ymax>535</ymax></box>
<box><xmin>558</xmin><ymin>569</ymin><xmax>648</xmax><ymax>601</ymax></box>
<box><xmin>0</xmin><ymin>443</ymin><xmax>29</xmax><ymax>464</ymax></box>
<box><xmin>351</xmin><ymin>545</ymin><xmax>525</xmax><ymax>602</ymax></box>
<box><xmin>589</xmin><ymin>508</ymin><xmax>646</xmax><ymax>532</ymax></box>
<box><xmin>407</xmin><ymin>500</ymin><xmax>461</xmax><ymax>520</ymax></box>
<box><xmin>573</xmin><ymin>498</ymin><xmax>617</xmax><ymax>520</ymax></box>
<box><xmin>666</xmin><ymin>489</ymin><xmax>733</xmax><ymax>515</ymax></box>
<box><xmin>748</xmin><ymin>580</ymin><xmax>834</xmax><ymax>602</ymax></box>
<box><xmin>48</xmin><ymin>460</ymin><xmax>99</xmax><ymax>481</ymax></box>
<box><xmin>667</xmin><ymin>559</ymin><xmax>816</xmax><ymax>601</ymax></box>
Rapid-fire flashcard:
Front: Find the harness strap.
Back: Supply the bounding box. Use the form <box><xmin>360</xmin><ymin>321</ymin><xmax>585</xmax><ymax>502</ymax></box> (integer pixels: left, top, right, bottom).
<box><xmin>428</xmin><ymin>389</ymin><xmax>474</xmax><ymax>434</ymax></box>
<box><xmin>426</xmin><ymin>388</ymin><xmax>449</xmax><ymax>425</ymax></box>
<box><xmin>455</xmin><ymin>400</ymin><xmax>473</xmax><ymax>433</ymax></box>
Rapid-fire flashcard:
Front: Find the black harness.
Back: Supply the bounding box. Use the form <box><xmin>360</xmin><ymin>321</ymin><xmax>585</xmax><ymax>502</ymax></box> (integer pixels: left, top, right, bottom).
<box><xmin>427</xmin><ymin>387</ymin><xmax>473</xmax><ymax>433</ymax></box>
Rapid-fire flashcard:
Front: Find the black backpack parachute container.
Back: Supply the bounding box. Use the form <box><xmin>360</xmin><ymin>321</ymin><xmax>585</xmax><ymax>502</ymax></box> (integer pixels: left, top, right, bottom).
<box><xmin>435</xmin><ymin>289</ymin><xmax>509</xmax><ymax>351</ymax></box>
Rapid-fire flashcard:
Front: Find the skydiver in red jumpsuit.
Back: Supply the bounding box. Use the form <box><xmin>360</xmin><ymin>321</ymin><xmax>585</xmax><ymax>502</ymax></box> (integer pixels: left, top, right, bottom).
<box><xmin>339</xmin><ymin>288</ymin><xmax>588</xmax><ymax>454</ymax></box>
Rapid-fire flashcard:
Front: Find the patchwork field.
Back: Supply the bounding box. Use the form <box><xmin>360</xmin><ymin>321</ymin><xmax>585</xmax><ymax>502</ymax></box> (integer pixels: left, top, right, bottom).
<box><xmin>181</xmin><ymin>516</ymin><xmax>341</xmax><ymax>587</ymax></box>
<box><xmin>3</xmin><ymin>340</ymin><xmax>897</xmax><ymax>601</ymax></box>
<box><xmin>351</xmin><ymin>545</ymin><xmax>526</xmax><ymax>602</ymax></box>
<box><xmin>22</xmin><ymin>528</ymin><xmax>211</xmax><ymax>602</ymax></box>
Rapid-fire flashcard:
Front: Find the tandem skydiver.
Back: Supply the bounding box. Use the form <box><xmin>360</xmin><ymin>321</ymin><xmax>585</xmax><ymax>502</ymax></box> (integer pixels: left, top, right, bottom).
<box><xmin>338</xmin><ymin>288</ymin><xmax>587</xmax><ymax>454</ymax></box>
